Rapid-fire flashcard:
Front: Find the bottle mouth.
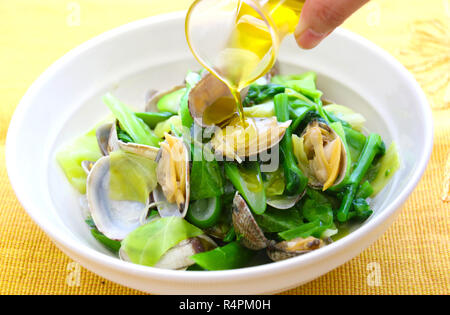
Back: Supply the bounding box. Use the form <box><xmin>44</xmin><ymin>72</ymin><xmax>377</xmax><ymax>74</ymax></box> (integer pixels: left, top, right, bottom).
<box><xmin>185</xmin><ymin>0</ymin><xmax>280</xmax><ymax>92</ymax></box>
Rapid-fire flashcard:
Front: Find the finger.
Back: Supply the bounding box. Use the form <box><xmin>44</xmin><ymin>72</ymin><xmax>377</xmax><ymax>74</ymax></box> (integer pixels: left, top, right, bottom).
<box><xmin>295</xmin><ymin>0</ymin><xmax>369</xmax><ymax>49</ymax></box>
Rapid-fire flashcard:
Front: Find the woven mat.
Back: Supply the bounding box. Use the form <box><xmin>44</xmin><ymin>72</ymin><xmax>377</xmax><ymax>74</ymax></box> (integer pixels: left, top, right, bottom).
<box><xmin>0</xmin><ymin>0</ymin><xmax>448</xmax><ymax>295</ymax></box>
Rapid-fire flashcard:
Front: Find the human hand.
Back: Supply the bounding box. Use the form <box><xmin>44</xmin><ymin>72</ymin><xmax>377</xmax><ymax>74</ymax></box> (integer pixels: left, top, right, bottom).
<box><xmin>295</xmin><ymin>0</ymin><xmax>370</xmax><ymax>49</ymax></box>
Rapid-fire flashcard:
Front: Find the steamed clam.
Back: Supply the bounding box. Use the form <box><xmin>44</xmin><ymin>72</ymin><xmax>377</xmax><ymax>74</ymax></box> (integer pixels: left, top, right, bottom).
<box><xmin>267</xmin><ymin>236</ymin><xmax>324</xmax><ymax>262</ymax></box>
<box><xmin>155</xmin><ymin>133</ymin><xmax>190</xmax><ymax>218</ymax></box>
<box><xmin>293</xmin><ymin>120</ymin><xmax>348</xmax><ymax>191</ymax></box>
<box><xmin>232</xmin><ymin>192</ymin><xmax>323</xmax><ymax>261</ymax></box>
<box><xmin>211</xmin><ymin>117</ymin><xmax>291</xmax><ymax>161</ymax></box>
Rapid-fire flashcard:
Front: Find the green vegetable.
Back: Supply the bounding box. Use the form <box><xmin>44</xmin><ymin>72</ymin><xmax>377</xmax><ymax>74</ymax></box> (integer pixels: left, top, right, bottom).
<box><xmin>190</xmin><ymin>144</ymin><xmax>224</xmax><ymax>200</ymax></box>
<box><xmin>154</xmin><ymin>115</ymin><xmax>182</xmax><ymax>139</ymax></box>
<box><xmin>224</xmin><ymin>162</ymin><xmax>266</xmax><ymax>214</ymax></box>
<box><xmin>135</xmin><ymin>111</ymin><xmax>174</xmax><ymax>129</ymax></box>
<box><xmin>243</xmin><ymin>101</ymin><xmax>275</xmax><ymax>117</ymax></box>
<box><xmin>109</xmin><ymin>150</ymin><xmax>158</xmax><ymax>204</ymax></box>
<box><xmin>325</xmin><ymin>104</ymin><xmax>366</xmax><ymax>131</ymax></box>
<box><xmin>337</xmin><ymin>134</ymin><xmax>385</xmax><ymax>222</ymax></box>
<box><xmin>121</xmin><ymin>217</ymin><xmax>203</xmax><ymax>267</ymax></box>
<box><xmin>156</xmin><ymin>88</ymin><xmax>186</xmax><ymax>114</ymax></box>
<box><xmin>370</xmin><ymin>142</ymin><xmax>400</xmax><ymax>197</ymax></box>
<box><xmin>179</xmin><ymin>71</ymin><xmax>202</xmax><ymax>128</ymax></box>
<box><xmin>91</xmin><ymin>229</ymin><xmax>121</xmax><ymax>253</ymax></box>
<box><xmin>103</xmin><ymin>93</ymin><xmax>160</xmax><ymax>147</ymax></box>
<box><xmin>190</xmin><ymin>242</ymin><xmax>254</xmax><ymax>270</ymax></box>
<box><xmin>348</xmin><ymin>198</ymin><xmax>373</xmax><ymax>221</ymax></box>
<box><xmin>272</xmin><ymin>72</ymin><xmax>322</xmax><ymax>103</ymax></box>
<box><xmin>186</xmin><ymin>196</ymin><xmax>222</xmax><ymax>229</ymax></box>
<box><xmin>328</xmin><ymin>122</ymin><xmax>352</xmax><ymax>190</ymax></box>
<box><xmin>302</xmin><ymin>199</ymin><xmax>333</xmax><ymax>226</ymax></box>
<box><xmin>117</xmin><ymin>128</ymin><xmax>133</xmax><ymax>143</ymax></box>
<box><xmin>263</xmin><ymin>168</ymin><xmax>285</xmax><ymax>197</ymax></box>
<box><xmin>274</xmin><ymin>93</ymin><xmax>308</xmax><ymax>196</ymax></box>
<box><xmin>56</xmin><ymin>127</ymin><xmax>103</xmax><ymax>194</ymax></box>
<box><xmin>244</xmin><ymin>84</ymin><xmax>285</xmax><ymax>106</ymax></box>
<box><xmin>278</xmin><ymin>220</ymin><xmax>325</xmax><ymax>241</ymax></box>
<box><xmin>255</xmin><ymin>207</ymin><xmax>303</xmax><ymax>233</ymax></box>
<box><xmin>343</xmin><ymin>126</ymin><xmax>367</xmax><ymax>164</ymax></box>
<box><xmin>223</xmin><ymin>227</ymin><xmax>236</xmax><ymax>243</ymax></box>
<box><xmin>356</xmin><ymin>180</ymin><xmax>374</xmax><ymax>199</ymax></box>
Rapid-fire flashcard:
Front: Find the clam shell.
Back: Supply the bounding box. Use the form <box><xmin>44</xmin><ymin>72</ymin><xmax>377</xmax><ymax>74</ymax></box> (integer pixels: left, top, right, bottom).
<box><xmin>267</xmin><ymin>236</ymin><xmax>324</xmax><ymax>262</ymax></box>
<box><xmin>232</xmin><ymin>192</ymin><xmax>270</xmax><ymax>250</ymax></box>
<box><xmin>266</xmin><ymin>189</ymin><xmax>306</xmax><ymax>210</ymax></box>
<box><xmin>300</xmin><ymin>120</ymin><xmax>348</xmax><ymax>190</ymax></box>
<box><xmin>145</xmin><ymin>85</ymin><xmax>186</xmax><ymax>113</ymax></box>
<box><xmin>86</xmin><ymin>156</ymin><xmax>150</xmax><ymax>241</ymax></box>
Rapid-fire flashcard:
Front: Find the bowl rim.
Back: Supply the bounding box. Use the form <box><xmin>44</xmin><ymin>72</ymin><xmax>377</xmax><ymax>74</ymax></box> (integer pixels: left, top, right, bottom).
<box><xmin>6</xmin><ymin>11</ymin><xmax>433</xmax><ymax>284</ymax></box>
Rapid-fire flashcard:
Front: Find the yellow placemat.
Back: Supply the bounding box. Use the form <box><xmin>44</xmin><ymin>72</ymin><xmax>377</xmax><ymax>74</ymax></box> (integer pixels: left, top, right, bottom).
<box><xmin>0</xmin><ymin>0</ymin><xmax>449</xmax><ymax>295</ymax></box>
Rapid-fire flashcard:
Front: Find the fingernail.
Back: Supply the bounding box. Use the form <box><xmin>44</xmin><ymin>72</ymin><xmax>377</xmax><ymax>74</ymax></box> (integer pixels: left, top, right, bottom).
<box><xmin>295</xmin><ymin>28</ymin><xmax>327</xmax><ymax>49</ymax></box>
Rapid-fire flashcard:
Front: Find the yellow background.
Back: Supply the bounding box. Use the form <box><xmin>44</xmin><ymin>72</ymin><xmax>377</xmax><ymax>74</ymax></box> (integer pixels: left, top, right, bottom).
<box><xmin>0</xmin><ymin>0</ymin><xmax>449</xmax><ymax>295</ymax></box>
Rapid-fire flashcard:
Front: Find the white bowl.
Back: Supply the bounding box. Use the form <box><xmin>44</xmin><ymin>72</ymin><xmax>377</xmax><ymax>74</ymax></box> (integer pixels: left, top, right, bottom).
<box><xmin>6</xmin><ymin>12</ymin><xmax>432</xmax><ymax>294</ymax></box>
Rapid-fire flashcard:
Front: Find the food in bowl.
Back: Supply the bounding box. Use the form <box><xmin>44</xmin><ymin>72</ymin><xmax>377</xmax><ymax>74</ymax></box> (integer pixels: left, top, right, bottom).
<box><xmin>56</xmin><ymin>67</ymin><xmax>400</xmax><ymax>271</ymax></box>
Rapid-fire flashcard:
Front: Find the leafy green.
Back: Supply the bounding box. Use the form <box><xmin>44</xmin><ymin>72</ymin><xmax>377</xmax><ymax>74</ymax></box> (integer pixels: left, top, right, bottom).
<box><xmin>157</xmin><ymin>88</ymin><xmax>186</xmax><ymax>114</ymax></box>
<box><xmin>91</xmin><ymin>229</ymin><xmax>121</xmax><ymax>253</ymax></box>
<box><xmin>243</xmin><ymin>101</ymin><xmax>275</xmax><ymax>117</ymax></box>
<box><xmin>278</xmin><ymin>220</ymin><xmax>325</xmax><ymax>241</ymax></box>
<box><xmin>224</xmin><ymin>162</ymin><xmax>266</xmax><ymax>214</ymax></box>
<box><xmin>272</xmin><ymin>72</ymin><xmax>322</xmax><ymax>103</ymax></box>
<box><xmin>135</xmin><ymin>111</ymin><xmax>174</xmax><ymax>129</ymax></box>
<box><xmin>121</xmin><ymin>217</ymin><xmax>203</xmax><ymax>267</ymax></box>
<box><xmin>325</xmin><ymin>104</ymin><xmax>366</xmax><ymax>131</ymax></box>
<box><xmin>56</xmin><ymin>127</ymin><xmax>103</xmax><ymax>194</ymax></box>
<box><xmin>109</xmin><ymin>150</ymin><xmax>158</xmax><ymax>204</ymax></box>
<box><xmin>153</xmin><ymin>115</ymin><xmax>182</xmax><ymax>139</ymax></box>
<box><xmin>190</xmin><ymin>144</ymin><xmax>224</xmax><ymax>200</ymax></box>
<box><xmin>263</xmin><ymin>168</ymin><xmax>285</xmax><ymax>197</ymax></box>
<box><xmin>244</xmin><ymin>84</ymin><xmax>285</xmax><ymax>106</ymax></box>
<box><xmin>370</xmin><ymin>142</ymin><xmax>400</xmax><ymax>197</ymax></box>
<box><xmin>103</xmin><ymin>93</ymin><xmax>160</xmax><ymax>147</ymax></box>
<box><xmin>343</xmin><ymin>126</ymin><xmax>366</xmax><ymax>164</ymax></box>
<box><xmin>180</xmin><ymin>71</ymin><xmax>202</xmax><ymax>128</ymax></box>
<box><xmin>190</xmin><ymin>242</ymin><xmax>255</xmax><ymax>270</ymax></box>
<box><xmin>255</xmin><ymin>207</ymin><xmax>303</xmax><ymax>233</ymax></box>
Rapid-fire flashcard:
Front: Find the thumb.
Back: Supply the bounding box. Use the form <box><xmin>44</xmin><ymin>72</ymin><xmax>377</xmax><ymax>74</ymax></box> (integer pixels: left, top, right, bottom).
<box><xmin>295</xmin><ymin>0</ymin><xmax>369</xmax><ymax>49</ymax></box>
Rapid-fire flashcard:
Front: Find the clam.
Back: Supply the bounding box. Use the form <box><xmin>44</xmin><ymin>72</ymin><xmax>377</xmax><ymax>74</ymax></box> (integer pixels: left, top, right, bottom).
<box><xmin>86</xmin><ymin>156</ymin><xmax>152</xmax><ymax>240</ymax></box>
<box><xmin>145</xmin><ymin>85</ymin><xmax>186</xmax><ymax>112</ymax></box>
<box><xmin>155</xmin><ymin>133</ymin><xmax>190</xmax><ymax>218</ymax></box>
<box><xmin>211</xmin><ymin>117</ymin><xmax>291</xmax><ymax>161</ymax></box>
<box><xmin>96</xmin><ymin>121</ymin><xmax>159</xmax><ymax>160</ymax></box>
<box><xmin>232</xmin><ymin>192</ymin><xmax>323</xmax><ymax>261</ymax></box>
<box><xmin>119</xmin><ymin>235</ymin><xmax>216</xmax><ymax>270</ymax></box>
<box><xmin>188</xmin><ymin>73</ymin><xmax>245</xmax><ymax>127</ymax></box>
<box><xmin>232</xmin><ymin>192</ymin><xmax>271</xmax><ymax>250</ymax></box>
<box><xmin>267</xmin><ymin>236</ymin><xmax>324</xmax><ymax>262</ymax></box>
<box><xmin>266</xmin><ymin>190</ymin><xmax>305</xmax><ymax>210</ymax></box>
<box><xmin>295</xmin><ymin>120</ymin><xmax>348</xmax><ymax>191</ymax></box>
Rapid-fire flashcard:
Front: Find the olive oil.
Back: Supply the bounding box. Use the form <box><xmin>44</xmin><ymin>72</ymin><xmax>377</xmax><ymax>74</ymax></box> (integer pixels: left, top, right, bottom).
<box><xmin>187</xmin><ymin>0</ymin><xmax>305</xmax><ymax>125</ymax></box>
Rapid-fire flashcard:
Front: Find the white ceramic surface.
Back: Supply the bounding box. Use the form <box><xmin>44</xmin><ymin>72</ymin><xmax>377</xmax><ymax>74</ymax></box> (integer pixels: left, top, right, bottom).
<box><xmin>6</xmin><ymin>12</ymin><xmax>432</xmax><ymax>294</ymax></box>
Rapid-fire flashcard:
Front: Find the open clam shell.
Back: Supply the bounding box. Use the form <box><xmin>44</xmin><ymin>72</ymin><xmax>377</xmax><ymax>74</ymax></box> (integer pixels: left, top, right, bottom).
<box><xmin>86</xmin><ymin>156</ymin><xmax>151</xmax><ymax>241</ymax></box>
<box><xmin>155</xmin><ymin>134</ymin><xmax>190</xmax><ymax>218</ymax></box>
<box><xmin>266</xmin><ymin>189</ymin><xmax>306</xmax><ymax>210</ymax></box>
<box><xmin>211</xmin><ymin>117</ymin><xmax>291</xmax><ymax>161</ymax></box>
<box><xmin>267</xmin><ymin>236</ymin><xmax>324</xmax><ymax>262</ymax></box>
<box><xmin>97</xmin><ymin>121</ymin><xmax>159</xmax><ymax>160</ymax></box>
<box><xmin>297</xmin><ymin>120</ymin><xmax>348</xmax><ymax>190</ymax></box>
